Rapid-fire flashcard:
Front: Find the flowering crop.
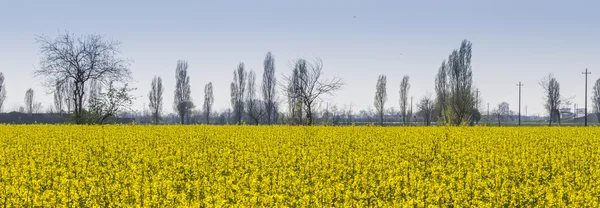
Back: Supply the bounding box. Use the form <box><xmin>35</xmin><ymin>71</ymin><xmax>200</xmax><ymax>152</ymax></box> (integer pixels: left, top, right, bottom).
<box><xmin>0</xmin><ymin>125</ymin><xmax>599</xmax><ymax>206</ymax></box>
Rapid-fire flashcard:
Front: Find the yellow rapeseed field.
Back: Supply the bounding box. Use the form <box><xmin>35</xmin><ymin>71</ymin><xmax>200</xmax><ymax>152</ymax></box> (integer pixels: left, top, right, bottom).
<box><xmin>0</xmin><ymin>125</ymin><xmax>599</xmax><ymax>207</ymax></box>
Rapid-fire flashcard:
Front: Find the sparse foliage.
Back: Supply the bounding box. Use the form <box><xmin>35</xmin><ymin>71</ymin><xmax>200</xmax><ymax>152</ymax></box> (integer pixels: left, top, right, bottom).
<box><xmin>374</xmin><ymin>75</ymin><xmax>387</xmax><ymax>126</ymax></box>
<box><xmin>492</xmin><ymin>108</ymin><xmax>502</xmax><ymax>126</ymax></box>
<box><xmin>498</xmin><ymin>102</ymin><xmax>510</xmax><ymax>123</ymax></box>
<box><xmin>285</xmin><ymin>66</ymin><xmax>303</xmax><ymax>125</ymax></box>
<box><xmin>231</xmin><ymin>63</ymin><xmax>247</xmax><ymax>124</ymax></box>
<box><xmin>174</xmin><ymin>60</ymin><xmax>194</xmax><ymax>124</ymax></box>
<box><xmin>592</xmin><ymin>78</ymin><xmax>600</xmax><ymax>114</ymax></box>
<box><xmin>25</xmin><ymin>89</ymin><xmax>34</xmax><ymax>115</ymax></box>
<box><xmin>53</xmin><ymin>81</ymin><xmax>63</xmax><ymax>113</ymax></box>
<box><xmin>62</xmin><ymin>81</ymin><xmax>74</xmax><ymax>113</ymax></box>
<box><xmin>203</xmin><ymin>82</ymin><xmax>214</xmax><ymax>124</ymax></box>
<box><xmin>417</xmin><ymin>94</ymin><xmax>435</xmax><ymax>126</ymax></box>
<box><xmin>262</xmin><ymin>52</ymin><xmax>277</xmax><ymax>124</ymax></box>
<box><xmin>246</xmin><ymin>70</ymin><xmax>265</xmax><ymax>125</ymax></box>
<box><xmin>149</xmin><ymin>76</ymin><xmax>164</xmax><ymax>124</ymax></box>
<box><xmin>434</xmin><ymin>61</ymin><xmax>448</xmax><ymax>124</ymax></box>
<box><xmin>399</xmin><ymin>75</ymin><xmax>410</xmax><ymax>125</ymax></box>
<box><xmin>539</xmin><ymin>73</ymin><xmax>561</xmax><ymax>126</ymax></box>
<box><xmin>87</xmin><ymin>81</ymin><xmax>135</xmax><ymax>124</ymax></box>
<box><xmin>0</xmin><ymin>72</ymin><xmax>6</xmax><ymax>112</ymax></box>
<box><xmin>436</xmin><ymin>40</ymin><xmax>474</xmax><ymax>126</ymax></box>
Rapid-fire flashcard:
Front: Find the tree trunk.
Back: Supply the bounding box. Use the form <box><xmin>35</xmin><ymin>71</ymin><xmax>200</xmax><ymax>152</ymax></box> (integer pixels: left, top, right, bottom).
<box><xmin>306</xmin><ymin>105</ymin><xmax>313</xmax><ymax>126</ymax></box>
<box><xmin>266</xmin><ymin>102</ymin><xmax>272</xmax><ymax>125</ymax></box>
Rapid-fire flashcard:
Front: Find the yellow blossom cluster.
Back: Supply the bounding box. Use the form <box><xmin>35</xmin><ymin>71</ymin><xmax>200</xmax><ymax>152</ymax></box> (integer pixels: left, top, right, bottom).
<box><xmin>0</xmin><ymin>125</ymin><xmax>599</xmax><ymax>206</ymax></box>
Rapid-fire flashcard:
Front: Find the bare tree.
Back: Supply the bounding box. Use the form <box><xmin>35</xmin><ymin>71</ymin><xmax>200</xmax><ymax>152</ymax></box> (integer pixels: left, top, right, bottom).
<box><xmin>262</xmin><ymin>52</ymin><xmax>277</xmax><ymax>124</ymax></box>
<box><xmin>230</xmin><ymin>63</ymin><xmax>247</xmax><ymax>124</ymax></box>
<box><xmin>246</xmin><ymin>70</ymin><xmax>265</xmax><ymax>125</ymax></box>
<box><xmin>35</xmin><ymin>32</ymin><xmax>132</xmax><ymax>124</ymax></box>
<box><xmin>283</xmin><ymin>58</ymin><xmax>344</xmax><ymax>125</ymax></box>
<box><xmin>24</xmin><ymin>88</ymin><xmax>34</xmax><ymax>115</ymax></box>
<box><xmin>174</xmin><ymin>60</ymin><xmax>194</xmax><ymax>124</ymax></box>
<box><xmin>53</xmin><ymin>81</ymin><xmax>64</xmax><ymax>113</ymax></box>
<box><xmin>399</xmin><ymin>75</ymin><xmax>410</xmax><ymax>125</ymax></box>
<box><xmin>434</xmin><ymin>61</ymin><xmax>448</xmax><ymax>124</ymax></box>
<box><xmin>492</xmin><ymin>108</ymin><xmax>502</xmax><ymax>126</ymax></box>
<box><xmin>149</xmin><ymin>76</ymin><xmax>164</xmax><ymax>124</ymax></box>
<box><xmin>417</xmin><ymin>94</ymin><xmax>435</xmax><ymax>126</ymax></box>
<box><xmin>539</xmin><ymin>73</ymin><xmax>561</xmax><ymax>126</ymax></box>
<box><xmin>33</xmin><ymin>103</ymin><xmax>43</xmax><ymax>114</ymax></box>
<box><xmin>498</xmin><ymin>102</ymin><xmax>510</xmax><ymax>123</ymax></box>
<box><xmin>374</xmin><ymin>74</ymin><xmax>387</xmax><ymax>126</ymax></box>
<box><xmin>45</xmin><ymin>105</ymin><xmax>55</xmax><ymax>114</ymax></box>
<box><xmin>592</xmin><ymin>78</ymin><xmax>600</xmax><ymax>114</ymax></box>
<box><xmin>203</xmin><ymin>82</ymin><xmax>214</xmax><ymax>124</ymax></box>
<box><xmin>0</xmin><ymin>72</ymin><xmax>6</xmax><ymax>112</ymax></box>
<box><xmin>343</xmin><ymin>104</ymin><xmax>353</xmax><ymax>125</ymax></box>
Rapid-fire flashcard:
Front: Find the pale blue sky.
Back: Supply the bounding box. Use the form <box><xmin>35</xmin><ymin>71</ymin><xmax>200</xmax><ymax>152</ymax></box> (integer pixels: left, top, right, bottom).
<box><xmin>1</xmin><ymin>0</ymin><xmax>599</xmax><ymax>116</ymax></box>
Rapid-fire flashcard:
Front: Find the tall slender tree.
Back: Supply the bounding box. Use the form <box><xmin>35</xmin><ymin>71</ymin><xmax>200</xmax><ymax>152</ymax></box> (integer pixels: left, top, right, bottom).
<box><xmin>62</xmin><ymin>81</ymin><xmax>74</xmax><ymax>114</ymax></box>
<box><xmin>0</xmin><ymin>72</ymin><xmax>6</xmax><ymax>112</ymax></box>
<box><xmin>53</xmin><ymin>81</ymin><xmax>63</xmax><ymax>113</ymax></box>
<box><xmin>230</xmin><ymin>63</ymin><xmax>247</xmax><ymax>124</ymax></box>
<box><xmin>539</xmin><ymin>73</ymin><xmax>561</xmax><ymax>126</ymax></box>
<box><xmin>434</xmin><ymin>61</ymin><xmax>448</xmax><ymax>124</ymax></box>
<box><xmin>174</xmin><ymin>60</ymin><xmax>194</xmax><ymax>124</ymax></box>
<box><xmin>262</xmin><ymin>52</ymin><xmax>277</xmax><ymax>124</ymax></box>
<box><xmin>592</xmin><ymin>78</ymin><xmax>600</xmax><ymax>114</ymax></box>
<box><xmin>437</xmin><ymin>39</ymin><xmax>474</xmax><ymax>126</ymax></box>
<box><xmin>285</xmin><ymin>67</ymin><xmax>303</xmax><ymax>125</ymax></box>
<box><xmin>203</xmin><ymin>82</ymin><xmax>214</xmax><ymax>124</ymax></box>
<box><xmin>399</xmin><ymin>75</ymin><xmax>410</xmax><ymax>125</ymax></box>
<box><xmin>246</xmin><ymin>70</ymin><xmax>265</xmax><ymax>125</ymax></box>
<box><xmin>374</xmin><ymin>75</ymin><xmax>387</xmax><ymax>126</ymax></box>
<box><xmin>24</xmin><ymin>88</ymin><xmax>34</xmax><ymax>115</ymax></box>
<box><xmin>149</xmin><ymin>76</ymin><xmax>164</xmax><ymax>124</ymax></box>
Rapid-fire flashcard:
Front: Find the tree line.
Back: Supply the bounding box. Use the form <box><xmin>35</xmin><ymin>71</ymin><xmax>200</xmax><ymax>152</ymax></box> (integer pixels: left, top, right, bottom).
<box><xmin>0</xmin><ymin>32</ymin><xmax>598</xmax><ymax>126</ymax></box>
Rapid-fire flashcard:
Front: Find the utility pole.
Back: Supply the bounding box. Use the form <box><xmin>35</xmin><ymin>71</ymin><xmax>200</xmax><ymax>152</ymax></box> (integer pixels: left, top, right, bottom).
<box><xmin>517</xmin><ymin>82</ymin><xmax>523</xmax><ymax>126</ymax></box>
<box><xmin>583</xmin><ymin>68</ymin><xmax>591</xmax><ymax>126</ymax></box>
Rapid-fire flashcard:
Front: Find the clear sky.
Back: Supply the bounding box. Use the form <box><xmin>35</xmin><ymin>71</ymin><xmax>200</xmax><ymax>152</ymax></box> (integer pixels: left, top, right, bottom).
<box><xmin>1</xmin><ymin>0</ymin><xmax>599</xmax><ymax>116</ymax></box>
